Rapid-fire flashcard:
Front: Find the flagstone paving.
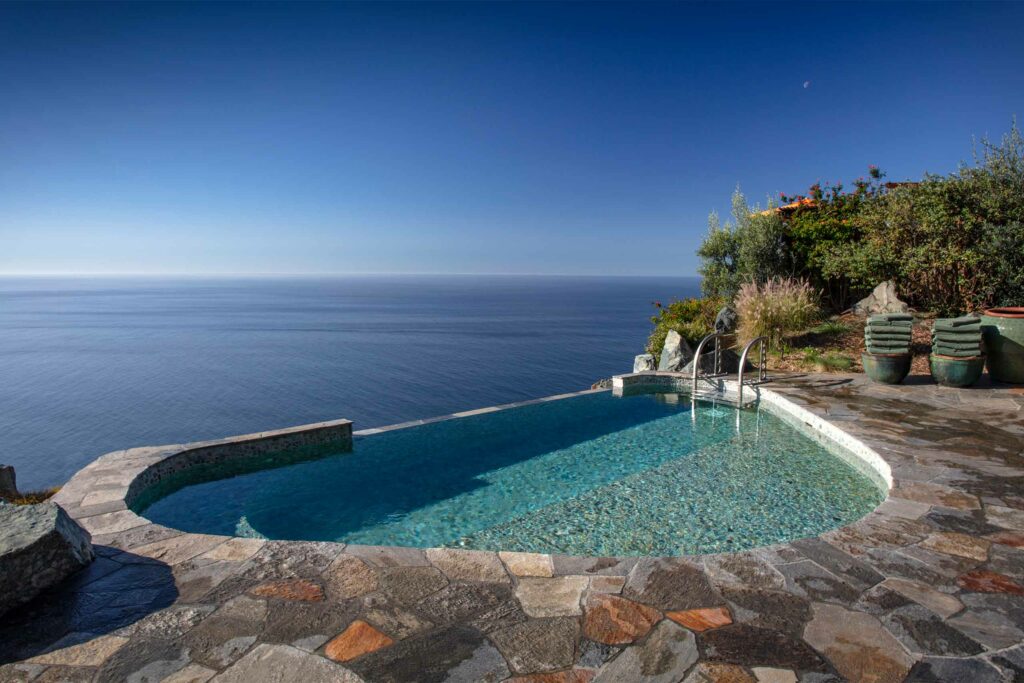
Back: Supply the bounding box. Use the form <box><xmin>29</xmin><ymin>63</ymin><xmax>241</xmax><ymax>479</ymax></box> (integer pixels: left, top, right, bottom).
<box><xmin>1</xmin><ymin>373</ymin><xmax>1023</xmax><ymax>682</ymax></box>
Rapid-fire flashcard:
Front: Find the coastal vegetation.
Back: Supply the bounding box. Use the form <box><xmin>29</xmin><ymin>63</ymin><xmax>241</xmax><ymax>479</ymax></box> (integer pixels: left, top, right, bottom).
<box><xmin>649</xmin><ymin>120</ymin><xmax>1024</xmax><ymax>370</ymax></box>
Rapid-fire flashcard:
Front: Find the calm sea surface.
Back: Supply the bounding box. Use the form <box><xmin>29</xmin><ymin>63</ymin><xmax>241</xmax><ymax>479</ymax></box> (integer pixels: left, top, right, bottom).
<box><xmin>0</xmin><ymin>276</ymin><xmax>698</xmax><ymax>490</ymax></box>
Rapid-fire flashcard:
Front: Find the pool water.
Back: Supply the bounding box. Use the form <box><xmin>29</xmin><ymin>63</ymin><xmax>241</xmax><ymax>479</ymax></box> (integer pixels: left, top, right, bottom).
<box><xmin>139</xmin><ymin>390</ymin><xmax>885</xmax><ymax>556</ymax></box>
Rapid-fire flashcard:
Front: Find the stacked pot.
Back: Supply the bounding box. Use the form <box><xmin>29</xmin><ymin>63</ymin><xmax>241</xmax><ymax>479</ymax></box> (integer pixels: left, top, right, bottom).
<box><xmin>862</xmin><ymin>313</ymin><xmax>913</xmax><ymax>384</ymax></box>
<box><xmin>929</xmin><ymin>316</ymin><xmax>985</xmax><ymax>387</ymax></box>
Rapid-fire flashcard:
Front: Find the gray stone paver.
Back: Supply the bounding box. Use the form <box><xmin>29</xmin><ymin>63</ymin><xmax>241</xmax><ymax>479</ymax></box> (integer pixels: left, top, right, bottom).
<box><xmin>2</xmin><ymin>374</ymin><xmax>1023</xmax><ymax>681</ymax></box>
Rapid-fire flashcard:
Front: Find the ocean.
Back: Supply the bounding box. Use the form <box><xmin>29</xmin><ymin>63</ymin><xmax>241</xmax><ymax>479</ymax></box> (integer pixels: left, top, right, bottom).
<box><xmin>0</xmin><ymin>275</ymin><xmax>699</xmax><ymax>490</ymax></box>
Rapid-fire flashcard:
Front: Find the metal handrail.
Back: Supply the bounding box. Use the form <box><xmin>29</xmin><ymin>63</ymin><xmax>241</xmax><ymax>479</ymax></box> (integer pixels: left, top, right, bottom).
<box><xmin>691</xmin><ymin>332</ymin><xmax>725</xmax><ymax>394</ymax></box>
<box><xmin>737</xmin><ymin>336</ymin><xmax>769</xmax><ymax>405</ymax></box>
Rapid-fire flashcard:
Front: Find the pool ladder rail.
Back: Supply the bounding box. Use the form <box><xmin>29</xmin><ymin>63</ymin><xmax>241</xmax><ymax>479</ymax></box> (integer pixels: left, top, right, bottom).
<box><xmin>691</xmin><ymin>332</ymin><xmax>772</xmax><ymax>405</ymax></box>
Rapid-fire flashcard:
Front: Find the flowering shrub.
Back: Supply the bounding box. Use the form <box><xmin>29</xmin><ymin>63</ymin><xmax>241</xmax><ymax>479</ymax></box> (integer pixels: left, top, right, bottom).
<box><xmin>735</xmin><ymin>278</ymin><xmax>819</xmax><ymax>349</ymax></box>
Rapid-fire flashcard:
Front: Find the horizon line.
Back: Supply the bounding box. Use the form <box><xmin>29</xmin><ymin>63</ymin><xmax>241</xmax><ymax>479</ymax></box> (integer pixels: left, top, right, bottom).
<box><xmin>0</xmin><ymin>271</ymin><xmax>700</xmax><ymax>279</ymax></box>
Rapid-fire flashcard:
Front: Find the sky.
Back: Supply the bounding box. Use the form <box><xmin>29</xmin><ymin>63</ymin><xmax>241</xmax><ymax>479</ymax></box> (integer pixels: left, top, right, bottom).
<box><xmin>1</xmin><ymin>2</ymin><xmax>1023</xmax><ymax>277</ymax></box>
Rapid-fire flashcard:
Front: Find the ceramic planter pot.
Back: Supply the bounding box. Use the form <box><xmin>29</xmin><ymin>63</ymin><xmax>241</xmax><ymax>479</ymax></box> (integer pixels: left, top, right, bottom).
<box><xmin>929</xmin><ymin>354</ymin><xmax>985</xmax><ymax>388</ymax></box>
<box><xmin>862</xmin><ymin>352</ymin><xmax>912</xmax><ymax>384</ymax></box>
<box><xmin>981</xmin><ymin>307</ymin><xmax>1024</xmax><ymax>384</ymax></box>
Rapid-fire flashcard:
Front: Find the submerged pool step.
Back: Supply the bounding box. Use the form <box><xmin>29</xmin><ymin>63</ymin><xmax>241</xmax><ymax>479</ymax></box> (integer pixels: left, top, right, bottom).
<box><xmin>612</xmin><ymin>372</ymin><xmax>763</xmax><ymax>409</ymax></box>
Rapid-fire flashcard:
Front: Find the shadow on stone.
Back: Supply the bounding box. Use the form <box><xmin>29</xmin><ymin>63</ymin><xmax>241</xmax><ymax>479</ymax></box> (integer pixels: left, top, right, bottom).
<box><xmin>0</xmin><ymin>546</ymin><xmax>177</xmax><ymax>665</ymax></box>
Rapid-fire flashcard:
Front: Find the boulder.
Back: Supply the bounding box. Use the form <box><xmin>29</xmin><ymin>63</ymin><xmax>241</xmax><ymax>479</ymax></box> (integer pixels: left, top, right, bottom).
<box><xmin>1</xmin><ymin>501</ymin><xmax>94</xmax><ymax>617</ymax></box>
<box><xmin>0</xmin><ymin>465</ymin><xmax>17</xmax><ymax>500</ymax></box>
<box><xmin>633</xmin><ymin>354</ymin><xmax>657</xmax><ymax>373</ymax></box>
<box><xmin>853</xmin><ymin>281</ymin><xmax>910</xmax><ymax>316</ymax></box>
<box><xmin>714</xmin><ymin>307</ymin><xmax>738</xmax><ymax>334</ymax></box>
<box><xmin>657</xmin><ymin>330</ymin><xmax>694</xmax><ymax>372</ymax></box>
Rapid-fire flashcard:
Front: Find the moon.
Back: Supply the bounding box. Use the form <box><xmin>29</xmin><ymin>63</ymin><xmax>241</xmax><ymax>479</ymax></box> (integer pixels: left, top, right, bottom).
<box><xmin>803</xmin><ymin>81</ymin><xmax>811</xmax><ymax>89</ymax></box>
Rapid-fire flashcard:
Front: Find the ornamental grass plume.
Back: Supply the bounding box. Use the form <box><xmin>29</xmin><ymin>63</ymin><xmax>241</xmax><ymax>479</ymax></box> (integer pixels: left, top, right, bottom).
<box><xmin>735</xmin><ymin>277</ymin><xmax>820</xmax><ymax>350</ymax></box>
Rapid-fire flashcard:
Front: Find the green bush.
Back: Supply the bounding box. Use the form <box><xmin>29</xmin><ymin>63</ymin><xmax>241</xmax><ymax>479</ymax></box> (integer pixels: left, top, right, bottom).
<box><xmin>698</xmin><ymin>188</ymin><xmax>791</xmax><ymax>300</ymax></box>
<box><xmin>646</xmin><ymin>296</ymin><xmax>724</xmax><ymax>358</ymax></box>
<box><xmin>696</xmin><ymin>120</ymin><xmax>1024</xmax><ymax>314</ymax></box>
<box><xmin>735</xmin><ymin>277</ymin><xmax>820</xmax><ymax>349</ymax></box>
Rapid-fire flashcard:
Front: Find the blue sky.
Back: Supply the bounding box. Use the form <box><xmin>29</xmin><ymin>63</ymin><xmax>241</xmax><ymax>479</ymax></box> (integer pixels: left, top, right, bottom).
<box><xmin>1</xmin><ymin>2</ymin><xmax>1022</xmax><ymax>276</ymax></box>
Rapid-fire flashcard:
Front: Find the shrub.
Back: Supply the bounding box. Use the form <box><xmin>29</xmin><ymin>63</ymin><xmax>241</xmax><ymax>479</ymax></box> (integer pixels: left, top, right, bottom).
<box><xmin>735</xmin><ymin>277</ymin><xmax>820</xmax><ymax>349</ymax></box>
<box><xmin>646</xmin><ymin>296</ymin><xmax>724</xmax><ymax>358</ymax></box>
<box><xmin>698</xmin><ymin>188</ymin><xmax>791</xmax><ymax>300</ymax></box>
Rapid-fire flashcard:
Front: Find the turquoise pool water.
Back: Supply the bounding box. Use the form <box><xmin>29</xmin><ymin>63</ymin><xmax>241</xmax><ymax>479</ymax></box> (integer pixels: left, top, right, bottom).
<box><xmin>139</xmin><ymin>390</ymin><xmax>885</xmax><ymax>556</ymax></box>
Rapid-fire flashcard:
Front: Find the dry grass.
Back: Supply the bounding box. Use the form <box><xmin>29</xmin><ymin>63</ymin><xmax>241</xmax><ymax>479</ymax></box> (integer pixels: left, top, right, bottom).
<box><xmin>2</xmin><ymin>487</ymin><xmax>60</xmax><ymax>505</ymax></box>
<box><xmin>735</xmin><ymin>277</ymin><xmax>820</xmax><ymax>349</ymax></box>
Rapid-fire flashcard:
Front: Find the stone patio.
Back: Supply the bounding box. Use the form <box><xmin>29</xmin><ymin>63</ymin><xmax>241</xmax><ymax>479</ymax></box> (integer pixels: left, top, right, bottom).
<box><xmin>1</xmin><ymin>373</ymin><xmax>1023</xmax><ymax>682</ymax></box>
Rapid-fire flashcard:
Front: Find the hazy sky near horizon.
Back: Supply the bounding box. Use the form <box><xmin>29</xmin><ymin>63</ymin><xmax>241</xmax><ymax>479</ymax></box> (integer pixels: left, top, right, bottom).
<box><xmin>2</xmin><ymin>2</ymin><xmax>1023</xmax><ymax>276</ymax></box>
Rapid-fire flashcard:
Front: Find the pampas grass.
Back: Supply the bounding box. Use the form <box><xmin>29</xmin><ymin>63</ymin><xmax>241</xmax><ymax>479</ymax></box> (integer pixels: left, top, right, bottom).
<box><xmin>735</xmin><ymin>277</ymin><xmax>820</xmax><ymax>349</ymax></box>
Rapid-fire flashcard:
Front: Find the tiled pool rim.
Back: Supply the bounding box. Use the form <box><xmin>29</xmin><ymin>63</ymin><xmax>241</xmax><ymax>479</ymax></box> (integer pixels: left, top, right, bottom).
<box><xmin>53</xmin><ymin>372</ymin><xmax>892</xmax><ymax>557</ymax></box>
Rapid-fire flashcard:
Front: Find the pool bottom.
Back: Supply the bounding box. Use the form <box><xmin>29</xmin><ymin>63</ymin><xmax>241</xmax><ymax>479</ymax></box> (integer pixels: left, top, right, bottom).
<box><xmin>140</xmin><ymin>391</ymin><xmax>886</xmax><ymax>556</ymax></box>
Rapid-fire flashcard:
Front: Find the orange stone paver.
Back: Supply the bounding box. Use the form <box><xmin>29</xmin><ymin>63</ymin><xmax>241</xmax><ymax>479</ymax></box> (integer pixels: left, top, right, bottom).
<box><xmin>508</xmin><ymin>670</ymin><xmax>597</xmax><ymax>683</ymax></box>
<box><xmin>324</xmin><ymin>620</ymin><xmax>395</xmax><ymax>662</ymax></box>
<box><xmin>986</xmin><ymin>530</ymin><xmax>1024</xmax><ymax>548</ymax></box>
<box><xmin>248</xmin><ymin>579</ymin><xmax>325</xmax><ymax>602</ymax></box>
<box><xmin>582</xmin><ymin>594</ymin><xmax>661</xmax><ymax>645</ymax></box>
<box><xmin>665</xmin><ymin>606</ymin><xmax>732</xmax><ymax>632</ymax></box>
<box><xmin>957</xmin><ymin>570</ymin><xmax>1024</xmax><ymax>596</ymax></box>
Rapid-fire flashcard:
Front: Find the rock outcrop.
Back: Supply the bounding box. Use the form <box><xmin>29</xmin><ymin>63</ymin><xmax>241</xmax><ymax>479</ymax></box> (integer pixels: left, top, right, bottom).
<box><xmin>0</xmin><ymin>465</ymin><xmax>17</xmax><ymax>500</ymax></box>
<box><xmin>714</xmin><ymin>307</ymin><xmax>737</xmax><ymax>334</ymax></box>
<box><xmin>853</xmin><ymin>281</ymin><xmax>910</xmax><ymax>316</ymax></box>
<box><xmin>633</xmin><ymin>354</ymin><xmax>657</xmax><ymax>373</ymax></box>
<box><xmin>0</xmin><ymin>501</ymin><xmax>94</xmax><ymax>617</ymax></box>
<box><xmin>657</xmin><ymin>331</ymin><xmax>694</xmax><ymax>372</ymax></box>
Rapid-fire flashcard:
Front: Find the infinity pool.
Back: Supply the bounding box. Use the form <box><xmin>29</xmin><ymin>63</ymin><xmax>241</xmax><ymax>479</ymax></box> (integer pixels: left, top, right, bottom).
<box><xmin>138</xmin><ymin>390</ymin><xmax>885</xmax><ymax>556</ymax></box>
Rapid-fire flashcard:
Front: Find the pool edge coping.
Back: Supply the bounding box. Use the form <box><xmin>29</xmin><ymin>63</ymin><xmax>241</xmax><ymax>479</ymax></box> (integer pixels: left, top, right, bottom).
<box><xmin>52</xmin><ymin>373</ymin><xmax>896</xmax><ymax>565</ymax></box>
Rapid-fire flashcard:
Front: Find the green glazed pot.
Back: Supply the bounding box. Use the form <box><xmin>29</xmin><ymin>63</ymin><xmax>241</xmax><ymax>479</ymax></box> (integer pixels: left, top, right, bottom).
<box><xmin>862</xmin><ymin>352</ymin><xmax>912</xmax><ymax>384</ymax></box>
<box><xmin>981</xmin><ymin>307</ymin><xmax>1024</xmax><ymax>384</ymax></box>
<box><xmin>929</xmin><ymin>354</ymin><xmax>985</xmax><ymax>388</ymax></box>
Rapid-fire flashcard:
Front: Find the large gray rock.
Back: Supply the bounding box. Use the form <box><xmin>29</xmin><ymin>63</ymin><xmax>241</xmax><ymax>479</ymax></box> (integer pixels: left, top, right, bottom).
<box><xmin>657</xmin><ymin>330</ymin><xmax>694</xmax><ymax>372</ymax></box>
<box><xmin>714</xmin><ymin>306</ymin><xmax>738</xmax><ymax>334</ymax></box>
<box><xmin>853</xmin><ymin>281</ymin><xmax>910</xmax><ymax>316</ymax></box>
<box><xmin>633</xmin><ymin>353</ymin><xmax>656</xmax><ymax>373</ymax></box>
<box><xmin>0</xmin><ymin>465</ymin><xmax>16</xmax><ymax>500</ymax></box>
<box><xmin>1</xmin><ymin>501</ymin><xmax>94</xmax><ymax>617</ymax></box>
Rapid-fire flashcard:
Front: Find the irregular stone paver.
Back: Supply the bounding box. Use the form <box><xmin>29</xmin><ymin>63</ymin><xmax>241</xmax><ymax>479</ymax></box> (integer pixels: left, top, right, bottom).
<box><xmin>750</xmin><ymin>668</ymin><xmax>797</xmax><ymax>683</ymax></box>
<box><xmin>665</xmin><ymin>606</ymin><xmax>732</xmax><ymax>631</ymax></box>
<box><xmin>516</xmin><ymin>576</ymin><xmax>588</xmax><ymax>617</ymax></box>
<box><xmin>346</xmin><ymin>624</ymin><xmax>486</xmax><ymax>683</ymax></box>
<box><xmin>699</xmin><ymin>623</ymin><xmax>827</xmax><ymax>672</ymax></box>
<box><xmin>162</xmin><ymin>663</ymin><xmax>217</xmax><ymax>683</ymax></box>
<box><xmin>582</xmin><ymin>594</ymin><xmax>661</xmax><ymax>644</ymax></box>
<box><xmin>249</xmin><ymin>578</ymin><xmax>324</xmax><ymax>602</ymax></box>
<box><xmin>500</xmin><ymin>551</ymin><xmax>555</xmax><ymax>578</ymax></box>
<box><xmin>882</xmin><ymin>604</ymin><xmax>984</xmax><ymax>656</ymax></box>
<box><xmin>211</xmin><ymin>643</ymin><xmax>362</xmax><ymax>682</ymax></box>
<box><xmin>426</xmin><ymin>548</ymin><xmax>509</xmax><ymax>583</ymax></box>
<box><xmin>593</xmin><ymin>620</ymin><xmax>697</xmax><ymax>682</ymax></box>
<box><xmin>684</xmin><ymin>662</ymin><xmax>755</xmax><ymax>682</ymax></box>
<box><xmin>439</xmin><ymin>642</ymin><xmax>510</xmax><ymax>682</ymax></box>
<box><xmin>490</xmin><ymin>617</ymin><xmax>579</xmax><ymax>673</ymax></box>
<box><xmin>904</xmin><ymin>656</ymin><xmax>1005</xmax><ymax>682</ymax></box>
<box><xmin>323</xmin><ymin>620</ymin><xmax>394</xmax><ymax>663</ymax></box>
<box><xmin>918</xmin><ymin>532</ymin><xmax>990</xmax><ymax>561</ymax></box>
<box><xmin>323</xmin><ymin>554</ymin><xmax>379</xmax><ymax>599</ymax></box>
<box><xmin>957</xmin><ymin>569</ymin><xmax>1024</xmax><ymax>595</ymax></box>
<box><xmin>6</xmin><ymin>373</ymin><xmax>1024</xmax><ymax>680</ymax></box>
<box><xmin>803</xmin><ymin>603</ymin><xmax>915</xmax><ymax>683</ymax></box>
<box><xmin>879</xmin><ymin>578</ymin><xmax>963</xmax><ymax>618</ymax></box>
<box><xmin>623</xmin><ymin>558</ymin><xmax>721</xmax><ymax>610</ymax></box>
<box><xmin>27</xmin><ymin>634</ymin><xmax>129</xmax><ymax>667</ymax></box>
